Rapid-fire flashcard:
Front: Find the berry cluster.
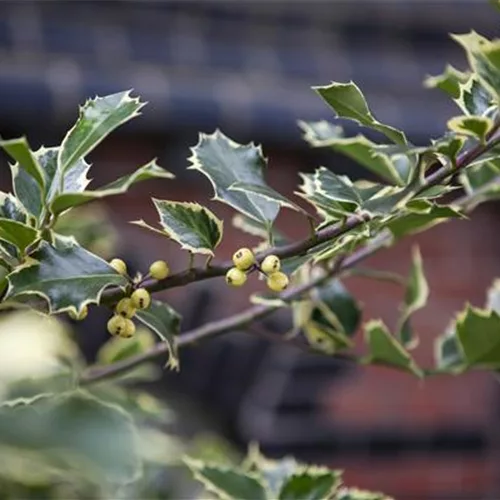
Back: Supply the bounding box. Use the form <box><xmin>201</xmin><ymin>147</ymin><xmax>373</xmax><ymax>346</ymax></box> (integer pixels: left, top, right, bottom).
<box><xmin>106</xmin><ymin>258</ymin><xmax>170</xmax><ymax>338</ymax></box>
<box><xmin>225</xmin><ymin>248</ymin><xmax>289</xmax><ymax>292</ymax></box>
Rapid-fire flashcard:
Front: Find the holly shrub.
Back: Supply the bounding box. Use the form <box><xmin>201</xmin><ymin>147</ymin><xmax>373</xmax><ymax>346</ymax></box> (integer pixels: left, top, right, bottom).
<box><xmin>0</xmin><ymin>8</ymin><xmax>500</xmax><ymax>498</ymax></box>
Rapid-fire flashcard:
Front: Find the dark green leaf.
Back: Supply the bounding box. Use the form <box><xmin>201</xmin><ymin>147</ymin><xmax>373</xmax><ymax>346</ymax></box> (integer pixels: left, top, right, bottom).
<box><xmin>434</xmin><ymin>326</ymin><xmax>466</xmax><ymax>373</ymax></box>
<box><xmin>455</xmin><ymin>305</ymin><xmax>500</xmax><ymax>368</ymax></box>
<box><xmin>299</xmin><ymin>121</ymin><xmax>409</xmax><ymax>185</ymax></box>
<box><xmin>313</xmin><ymin>82</ymin><xmax>407</xmax><ymax>144</ymax></box>
<box><xmin>387</xmin><ymin>203</ymin><xmax>463</xmax><ymax>239</ymax></box>
<box><xmin>0</xmin><ymin>192</ymin><xmax>28</xmax><ymax>223</ymax></box>
<box><xmin>232</xmin><ymin>214</ymin><xmax>288</xmax><ymax>246</ymax></box>
<box><xmin>50</xmin><ymin>160</ymin><xmax>173</xmax><ymax>215</ymax></box>
<box><xmin>0</xmin><ymin>219</ymin><xmax>38</xmax><ymax>254</ymax></box>
<box><xmin>364</xmin><ymin>320</ymin><xmax>422</xmax><ymax>376</ymax></box>
<box><xmin>448</xmin><ymin>115</ymin><xmax>494</xmax><ymax>142</ymax></box>
<box><xmin>6</xmin><ymin>238</ymin><xmax>127</xmax><ymax>315</ymax></box>
<box><xmin>278</xmin><ymin>469</ymin><xmax>340</xmax><ymax>500</ymax></box>
<box><xmin>398</xmin><ymin>247</ymin><xmax>429</xmax><ymax>348</ymax></box>
<box><xmin>424</xmin><ymin>64</ymin><xmax>470</xmax><ymax>99</ymax></box>
<box><xmin>314</xmin><ymin>167</ymin><xmax>362</xmax><ymax>208</ymax></box>
<box><xmin>457</xmin><ymin>76</ymin><xmax>493</xmax><ymax>115</ymax></box>
<box><xmin>58</xmin><ymin>91</ymin><xmax>144</xmax><ymax>174</ymax></box>
<box><xmin>0</xmin><ymin>391</ymin><xmax>141</xmax><ymax>484</ymax></box>
<box><xmin>189</xmin><ymin>130</ymin><xmax>280</xmax><ymax>226</ymax></box>
<box><xmin>230</xmin><ymin>181</ymin><xmax>308</xmax><ymax>214</ymax></box>
<box><xmin>0</xmin><ymin>137</ymin><xmax>45</xmax><ymax>189</ymax></box>
<box><xmin>135</xmin><ymin>299</ymin><xmax>181</xmax><ymax>370</ymax></box>
<box><xmin>147</xmin><ymin>199</ymin><xmax>223</xmax><ymax>255</ymax></box>
<box><xmin>186</xmin><ymin>458</ymin><xmax>267</xmax><ymax>500</ymax></box>
<box><xmin>313</xmin><ymin>279</ymin><xmax>361</xmax><ymax>336</ymax></box>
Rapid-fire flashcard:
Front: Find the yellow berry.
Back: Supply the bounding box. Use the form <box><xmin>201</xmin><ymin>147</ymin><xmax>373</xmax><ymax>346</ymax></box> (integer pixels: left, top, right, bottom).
<box><xmin>68</xmin><ymin>305</ymin><xmax>88</xmax><ymax>321</ymax></box>
<box><xmin>225</xmin><ymin>267</ymin><xmax>247</xmax><ymax>287</ymax></box>
<box><xmin>149</xmin><ymin>260</ymin><xmax>169</xmax><ymax>280</ymax></box>
<box><xmin>232</xmin><ymin>248</ymin><xmax>255</xmax><ymax>271</ymax></box>
<box><xmin>266</xmin><ymin>271</ymin><xmax>289</xmax><ymax>292</ymax></box>
<box><xmin>131</xmin><ymin>288</ymin><xmax>151</xmax><ymax>309</ymax></box>
<box><xmin>119</xmin><ymin>319</ymin><xmax>136</xmax><ymax>338</ymax></box>
<box><xmin>109</xmin><ymin>258</ymin><xmax>127</xmax><ymax>275</ymax></box>
<box><xmin>115</xmin><ymin>298</ymin><xmax>136</xmax><ymax>319</ymax></box>
<box><xmin>107</xmin><ymin>315</ymin><xmax>128</xmax><ymax>336</ymax></box>
<box><xmin>261</xmin><ymin>255</ymin><xmax>281</xmax><ymax>274</ymax></box>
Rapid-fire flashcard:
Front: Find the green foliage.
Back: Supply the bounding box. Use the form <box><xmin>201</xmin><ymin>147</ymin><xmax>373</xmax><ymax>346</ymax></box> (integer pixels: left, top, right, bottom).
<box><xmin>135</xmin><ymin>199</ymin><xmax>223</xmax><ymax>255</ymax></box>
<box><xmin>189</xmin><ymin>130</ymin><xmax>280</xmax><ymax>228</ymax></box>
<box><xmin>1</xmin><ymin>9</ymin><xmax>500</xmax><ymax>497</ymax></box>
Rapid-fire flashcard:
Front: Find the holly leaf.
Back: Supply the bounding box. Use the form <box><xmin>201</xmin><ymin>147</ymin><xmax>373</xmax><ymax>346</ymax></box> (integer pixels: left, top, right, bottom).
<box><xmin>337</xmin><ymin>488</ymin><xmax>394</xmax><ymax>500</ymax></box>
<box><xmin>452</xmin><ymin>32</ymin><xmax>500</xmax><ymax>99</ymax></box>
<box><xmin>0</xmin><ymin>192</ymin><xmax>29</xmax><ymax>224</ymax></box>
<box><xmin>456</xmin><ymin>76</ymin><xmax>493</xmax><ymax>115</ymax></box>
<box><xmin>299</xmin><ymin>121</ymin><xmax>411</xmax><ymax>186</ymax></box>
<box><xmin>278</xmin><ymin>469</ymin><xmax>341</xmax><ymax>500</ymax></box>
<box><xmin>0</xmin><ymin>219</ymin><xmax>38</xmax><ymax>254</ymax></box>
<box><xmin>314</xmin><ymin>167</ymin><xmax>362</xmax><ymax>208</ymax></box>
<box><xmin>147</xmin><ymin>199</ymin><xmax>223</xmax><ymax>255</ymax></box>
<box><xmin>189</xmin><ymin>130</ymin><xmax>280</xmax><ymax>227</ymax></box>
<box><xmin>0</xmin><ymin>390</ymin><xmax>141</xmax><ymax>484</ymax></box>
<box><xmin>447</xmin><ymin>115</ymin><xmax>494</xmax><ymax>142</ymax></box>
<box><xmin>313</xmin><ymin>81</ymin><xmax>407</xmax><ymax>144</ymax></box>
<box><xmin>0</xmin><ymin>136</ymin><xmax>45</xmax><ymax>189</ymax></box>
<box><xmin>5</xmin><ymin>238</ymin><xmax>127</xmax><ymax>315</ymax></box>
<box><xmin>424</xmin><ymin>64</ymin><xmax>470</xmax><ymax>99</ymax></box>
<box><xmin>364</xmin><ymin>320</ymin><xmax>422</xmax><ymax>376</ymax></box>
<box><xmin>397</xmin><ymin>247</ymin><xmax>429</xmax><ymax>348</ymax></box>
<box><xmin>229</xmin><ymin>182</ymin><xmax>308</xmax><ymax>214</ymax></box>
<box><xmin>58</xmin><ymin>91</ymin><xmax>145</xmax><ymax>174</ymax></box>
<box><xmin>50</xmin><ymin>160</ymin><xmax>173</xmax><ymax>215</ymax></box>
<box><xmin>186</xmin><ymin>458</ymin><xmax>267</xmax><ymax>500</ymax></box>
<box><xmin>434</xmin><ymin>326</ymin><xmax>466</xmax><ymax>373</ymax></box>
<box><xmin>135</xmin><ymin>299</ymin><xmax>181</xmax><ymax>370</ymax></box>
<box><xmin>387</xmin><ymin>203</ymin><xmax>463</xmax><ymax>239</ymax></box>
<box><xmin>455</xmin><ymin>305</ymin><xmax>500</xmax><ymax>368</ymax></box>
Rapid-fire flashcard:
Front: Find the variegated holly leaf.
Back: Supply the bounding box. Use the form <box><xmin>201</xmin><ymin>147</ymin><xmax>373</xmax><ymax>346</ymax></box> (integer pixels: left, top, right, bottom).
<box><xmin>186</xmin><ymin>458</ymin><xmax>267</xmax><ymax>500</ymax></box>
<box><xmin>364</xmin><ymin>320</ymin><xmax>422</xmax><ymax>376</ymax></box>
<box><xmin>447</xmin><ymin>115</ymin><xmax>494</xmax><ymax>142</ymax></box>
<box><xmin>0</xmin><ymin>136</ymin><xmax>45</xmax><ymax>189</ymax></box>
<box><xmin>299</xmin><ymin>121</ymin><xmax>411</xmax><ymax>186</ymax></box>
<box><xmin>452</xmin><ymin>32</ymin><xmax>500</xmax><ymax>99</ymax></box>
<box><xmin>455</xmin><ymin>76</ymin><xmax>493</xmax><ymax>115</ymax></box>
<box><xmin>58</xmin><ymin>91</ymin><xmax>145</xmax><ymax>174</ymax></box>
<box><xmin>313</xmin><ymin>81</ymin><xmax>407</xmax><ymax>144</ymax></box>
<box><xmin>5</xmin><ymin>238</ymin><xmax>127</xmax><ymax>315</ymax></box>
<box><xmin>278</xmin><ymin>468</ymin><xmax>341</xmax><ymax>500</ymax></box>
<box><xmin>0</xmin><ymin>219</ymin><xmax>38</xmax><ymax>255</ymax></box>
<box><xmin>11</xmin><ymin>147</ymin><xmax>92</xmax><ymax>220</ymax></box>
<box><xmin>135</xmin><ymin>299</ymin><xmax>181</xmax><ymax>370</ymax></box>
<box><xmin>50</xmin><ymin>160</ymin><xmax>173</xmax><ymax>215</ymax></box>
<box><xmin>314</xmin><ymin>167</ymin><xmax>362</xmax><ymax>208</ymax></box>
<box><xmin>139</xmin><ymin>199</ymin><xmax>223</xmax><ymax>255</ymax></box>
<box><xmin>387</xmin><ymin>203</ymin><xmax>463</xmax><ymax>239</ymax></box>
<box><xmin>189</xmin><ymin>130</ymin><xmax>280</xmax><ymax>227</ymax></box>
<box><xmin>229</xmin><ymin>182</ymin><xmax>308</xmax><ymax>215</ymax></box>
<box><xmin>434</xmin><ymin>325</ymin><xmax>466</xmax><ymax>373</ymax></box>
<box><xmin>0</xmin><ymin>391</ymin><xmax>141</xmax><ymax>484</ymax></box>
<box><xmin>397</xmin><ymin>247</ymin><xmax>429</xmax><ymax>348</ymax></box>
<box><xmin>424</xmin><ymin>64</ymin><xmax>470</xmax><ymax>99</ymax></box>
<box><xmin>455</xmin><ymin>305</ymin><xmax>500</xmax><ymax>368</ymax></box>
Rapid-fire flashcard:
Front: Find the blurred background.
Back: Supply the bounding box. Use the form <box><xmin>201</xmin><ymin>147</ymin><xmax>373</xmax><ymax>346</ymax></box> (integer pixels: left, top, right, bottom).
<box><xmin>1</xmin><ymin>1</ymin><xmax>500</xmax><ymax>499</ymax></box>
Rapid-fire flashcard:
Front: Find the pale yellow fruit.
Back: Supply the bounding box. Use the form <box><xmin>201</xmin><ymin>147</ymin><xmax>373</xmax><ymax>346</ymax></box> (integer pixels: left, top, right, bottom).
<box><xmin>266</xmin><ymin>271</ymin><xmax>289</xmax><ymax>292</ymax></box>
<box><xmin>131</xmin><ymin>288</ymin><xmax>151</xmax><ymax>309</ymax></box>
<box><xmin>261</xmin><ymin>255</ymin><xmax>281</xmax><ymax>274</ymax></box>
<box><xmin>149</xmin><ymin>260</ymin><xmax>170</xmax><ymax>280</ymax></box>
<box><xmin>225</xmin><ymin>267</ymin><xmax>247</xmax><ymax>287</ymax></box>
<box><xmin>115</xmin><ymin>298</ymin><xmax>136</xmax><ymax>319</ymax></box>
<box><xmin>107</xmin><ymin>315</ymin><xmax>128</xmax><ymax>336</ymax></box>
<box><xmin>232</xmin><ymin>248</ymin><xmax>255</xmax><ymax>271</ymax></box>
<box><xmin>109</xmin><ymin>258</ymin><xmax>127</xmax><ymax>275</ymax></box>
